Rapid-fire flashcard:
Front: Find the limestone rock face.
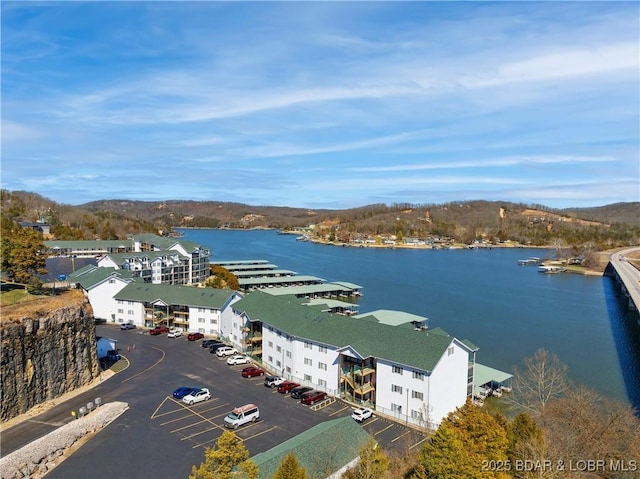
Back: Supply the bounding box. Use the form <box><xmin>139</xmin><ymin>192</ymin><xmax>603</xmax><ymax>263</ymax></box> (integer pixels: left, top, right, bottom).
<box><xmin>1</xmin><ymin>302</ymin><xmax>100</xmax><ymax>422</ymax></box>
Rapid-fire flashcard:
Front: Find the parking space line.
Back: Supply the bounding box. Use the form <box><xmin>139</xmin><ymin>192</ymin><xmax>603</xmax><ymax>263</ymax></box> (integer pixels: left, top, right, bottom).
<box><xmin>391</xmin><ymin>430</ymin><xmax>411</xmax><ymax>442</ymax></box>
<box><xmin>328</xmin><ymin>405</ymin><xmax>349</xmax><ymax>416</ymax></box>
<box><xmin>240</xmin><ymin>425</ymin><xmax>277</xmax><ymax>442</ymax></box>
<box><xmin>180</xmin><ymin>423</ymin><xmax>223</xmax><ymax>440</ymax></box>
<box><xmin>374</xmin><ymin>423</ymin><xmax>393</xmax><ymax>436</ymax></box>
<box><xmin>171</xmin><ymin>411</ymin><xmax>228</xmax><ymax>432</ymax></box>
<box><xmin>409</xmin><ymin>436</ymin><xmax>428</xmax><ymax>450</ymax></box>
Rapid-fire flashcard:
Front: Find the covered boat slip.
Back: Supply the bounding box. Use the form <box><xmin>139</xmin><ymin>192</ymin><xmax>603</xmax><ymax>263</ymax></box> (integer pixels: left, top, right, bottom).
<box><xmin>473</xmin><ymin>363</ymin><xmax>513</xmax><ymax>402</ymax></box>
<box><xmin>238</xmin><ymin>275</ymin><xmax>326</xmax><ymax>292</ymax></box>
<box><xmin>232</xmin><ymin>269</ymin><xmax>297</xmax><ymax>278</ymax></box>
<box><xmin>262</xmin><ymin>282</ymin><xmax>363</xmax><ymax>299</ymax></box>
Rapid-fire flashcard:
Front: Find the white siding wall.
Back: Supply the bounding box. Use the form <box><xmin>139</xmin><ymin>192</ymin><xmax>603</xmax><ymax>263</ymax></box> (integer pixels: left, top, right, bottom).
<box><xmin>114</xmin><ymin>299</ymin><xmax>145</xmax><ymax>326</ymax></box>
<box><xmin>260</xmin><ymin>326</ymin><xmax>339</xmax><ymax>392</ymax></box>
<box><xmin>87</xmin><ymin>278</ymin><xmax>130</xmax><ymax>322</ymax></box>
<box><xmin>187</xmin><ymin>306</ymin><xmax>221</xmax><ymax>336</ymax></box>
<box><xmin>428</xmin><ymin>340</ymin><xmax>470</xmax><ymax>424</ymax></box>
<box><xmin>375</xmin><ymin>340</ymin><xmax>469</xmax><ymax>427</ymax></box>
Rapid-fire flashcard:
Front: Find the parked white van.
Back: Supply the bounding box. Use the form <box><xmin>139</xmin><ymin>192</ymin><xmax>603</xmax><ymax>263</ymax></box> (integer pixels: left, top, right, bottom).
<box><xmin>223</xmin><ymin>404</ymin><xmax>259</xmax><ymax>429</ymax></box>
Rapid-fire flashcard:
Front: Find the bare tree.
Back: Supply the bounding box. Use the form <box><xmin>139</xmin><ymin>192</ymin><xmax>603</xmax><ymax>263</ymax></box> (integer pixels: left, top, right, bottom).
<box><xmin>510</xmin><ymin>349</ymin><xmax>571</xmax><ymax>420</ymax></box>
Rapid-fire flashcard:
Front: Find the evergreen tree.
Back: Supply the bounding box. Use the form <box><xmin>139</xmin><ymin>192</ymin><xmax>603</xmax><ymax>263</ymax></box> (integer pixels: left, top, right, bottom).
<box><xmin>273</xmin><ymin>452</ymin><xmax>308</xmax><ymax>479</ymax></box>
<box><xmin>189</xmin><ymin>430</ymin><xmax>257</xmax><ymax>479</ymax></box>
<box><xmin>418</xmin><ymin>400</ymin><xmax>509</xmax><ymax>479</ymax></box>
<box><xmin>3</xmin><ymin>225</ymin><xmax>47</xmax><ymax>290</ymax></box>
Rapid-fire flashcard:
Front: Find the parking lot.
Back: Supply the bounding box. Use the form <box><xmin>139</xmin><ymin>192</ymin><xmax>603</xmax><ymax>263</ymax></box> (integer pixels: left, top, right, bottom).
<box><xmin>147</xmin><ymin>337</ymin><xmax>429</xmax><ymax>454</ymax></box>
<box><xmin>37</xmin><ymin>325</ymin><xmax>428</xmax><ymax>479</ymax></box>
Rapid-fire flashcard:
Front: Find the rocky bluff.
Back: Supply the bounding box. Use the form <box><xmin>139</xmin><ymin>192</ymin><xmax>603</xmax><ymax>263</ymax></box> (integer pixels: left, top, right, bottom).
<box><xmin>1</xmin><ymin>294</ymin><xmax>100</xmax><ymax>422</ymax></box>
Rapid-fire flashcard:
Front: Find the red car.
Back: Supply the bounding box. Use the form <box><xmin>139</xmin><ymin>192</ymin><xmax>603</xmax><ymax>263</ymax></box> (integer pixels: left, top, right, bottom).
<box><xmin>277</xmin><ymin>381</ymin><xmax>300</xmax><ymax>394</ymax></box>
<box><xmin>187</xmin><ymin>332</ymin><xmax>204</xmax><ymax>341</ymax></box>
<box><xmin>241</xmin><ymin>366</ymin><xmax>266</xmax><ymax>378</ymax></box>
<box><xmin>149</xmin><ymin>326</ymin><xmax>170</xmax><ymax>335</ymax></box>
<box><xmin>301</xmin><ymin>390</ymin><xmax>328</xmax><ymax>405</ymax></box>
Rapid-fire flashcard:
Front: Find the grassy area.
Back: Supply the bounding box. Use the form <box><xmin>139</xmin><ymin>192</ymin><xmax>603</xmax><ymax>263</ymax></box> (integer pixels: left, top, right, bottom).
<box><xmin>1</xmin><ymin>288</ymin><xmax>87</xmax><ymax>323</ymax></box>
<box><xmin>0</xmin><ymin>283</ymin><xmax>31</xmax><ymax>307</ymax></box>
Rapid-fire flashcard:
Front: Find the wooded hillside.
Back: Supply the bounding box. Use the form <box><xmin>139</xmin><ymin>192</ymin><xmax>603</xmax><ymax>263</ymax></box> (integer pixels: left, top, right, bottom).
<box><xmin>2</xmin><ymin>190</ymin><xmax>639</xmax><ymax>250</ymax></box>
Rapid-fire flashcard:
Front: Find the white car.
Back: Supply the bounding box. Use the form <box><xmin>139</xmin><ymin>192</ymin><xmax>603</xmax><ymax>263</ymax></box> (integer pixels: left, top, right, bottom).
<box><xmin>216</xmin><ymin>346</ymin><xmax>237</xmax><ymax>357</ymax></box>
<box><xmin>120</xmin><ymin>322</ymin><xmax>136</xmax><ymax>330</ymax></box>
<box><xmin>182</xmin><ymin>388</ymin><xmax>211</xmax><ymax>405</ymax></box>
<box><xmin>351</xmin><ymin>407</ymin><xmax>374</xmax><ymax>422</ymax></box>
<box><xmin>167</xmin><ymin>328</ymin><xmax>182</xmax><ymax>338</ymax></box>
<box><xmin>264</xmin><ymin>376</ymin><xmax>286</xmax><ymax>388</ymax></box>
<box><xmin>227</xmin><ymin>355</ymin><xmax>250</xmax><ymax>365</ymax></box>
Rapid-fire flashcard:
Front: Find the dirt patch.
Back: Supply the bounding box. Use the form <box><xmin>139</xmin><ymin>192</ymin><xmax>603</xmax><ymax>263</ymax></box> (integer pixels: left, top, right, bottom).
<box><xmin>1</xmin><ymin>289</ymin><xmax>88</xmax><ymax>324</ymax></box>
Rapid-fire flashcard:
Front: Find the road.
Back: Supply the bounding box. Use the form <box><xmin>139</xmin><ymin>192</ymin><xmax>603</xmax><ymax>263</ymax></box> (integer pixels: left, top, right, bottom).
<box><xmin>609</xmin><ymin>246</ymin><xmax>640</xmax><ymax>314</ymax></box>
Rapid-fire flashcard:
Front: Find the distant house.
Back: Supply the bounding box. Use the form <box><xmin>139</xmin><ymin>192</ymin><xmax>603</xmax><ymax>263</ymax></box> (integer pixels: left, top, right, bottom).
<box><xmin>20</xmin><ymin>220</ymin><xmax>50</xmax><ymax>235</ymax></box>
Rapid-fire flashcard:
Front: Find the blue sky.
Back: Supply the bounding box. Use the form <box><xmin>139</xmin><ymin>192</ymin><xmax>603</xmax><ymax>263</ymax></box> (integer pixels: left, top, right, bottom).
<box><xmin>2</xmin><ymin>1</ymin><xmax>638</xmax><ymax>209</ymax></box>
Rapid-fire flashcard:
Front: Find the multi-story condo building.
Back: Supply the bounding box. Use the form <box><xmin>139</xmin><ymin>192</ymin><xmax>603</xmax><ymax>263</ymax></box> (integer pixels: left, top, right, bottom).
<box><xmin>229</xmin><ymin>291</ymin><xmax>477</xmax><ymax>427</ymax></box>
<box><xmin>112</xmin><ymin>283</ymin><xmax>242</xmax><ymax>333</ymax></box>
<box><xmin>46</xmin><ymin>234</ymin><xmax>210</xmax><ymax>285</ymax></box>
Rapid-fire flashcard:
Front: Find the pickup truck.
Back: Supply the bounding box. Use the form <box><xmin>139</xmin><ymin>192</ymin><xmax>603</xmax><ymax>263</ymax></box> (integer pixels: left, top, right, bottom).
<box><xmin>149</xmin><ymin>326</ymin><xmax>170</xmax><ymax>335</ymax></box>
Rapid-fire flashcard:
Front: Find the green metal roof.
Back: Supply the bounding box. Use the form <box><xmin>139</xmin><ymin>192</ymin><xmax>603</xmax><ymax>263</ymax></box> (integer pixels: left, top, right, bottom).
<box><xmin>113</xmin><ymin>283</ymin><xmax>239</xmax><ymax>308</ymax></box>
<box><xmin>251</xmin><ymin>417</ymin><xmax>372</xmax><ymax>479</ymax></box>
<box><xmin>261</xmin><ymin>283</ymin><xmax>354</xmax><ymax>296</ymax></box>
<box><xmin>45</xmin><ymin>239</ymin><xmax>133</xmax><ymax>249</ymax></box>
<box><xmin>70</xmin><ymin>267</ymin><xmax>134</xmax><ymax>290</ymax></box>
<box><xmin>232</xmin><ymin>269</ymin><xmax>296</xmax><ymax>278</ymax></box>
<box><xmin>233</xmin><ymin>291</ymin><xmax>459</xmax><ymax>371</ymax></box>
<box><xmin>238</xmin><ymin>275</ymin><xmax>323</xmax><ymax>286</ymax></box>
<box><xmin>354</xmin><ymin>309</ymin><xmax>428</xmax><ymax>327</ymax></box>
<box><xmin>473</xmin><ymin>363</ymin><xmax>513</xmax><ymax>395</ymax></box>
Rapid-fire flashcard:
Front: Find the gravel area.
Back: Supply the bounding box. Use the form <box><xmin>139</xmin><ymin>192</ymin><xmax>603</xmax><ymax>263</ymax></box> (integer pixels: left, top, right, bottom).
<box><xmin>0</xmin><ymin>401</ymin><xmax>128</xmax><ymax>479</ymax></box>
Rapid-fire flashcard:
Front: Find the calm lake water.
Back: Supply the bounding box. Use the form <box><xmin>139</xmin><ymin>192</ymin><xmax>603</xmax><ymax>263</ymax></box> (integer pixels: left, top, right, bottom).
<box><xmin>179</xmin><ymin>228</ymin><xmax>640</xmax><ymax>409</ymax></box>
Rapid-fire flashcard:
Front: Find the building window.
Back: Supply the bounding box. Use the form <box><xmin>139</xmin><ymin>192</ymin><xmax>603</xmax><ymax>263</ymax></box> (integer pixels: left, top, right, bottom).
<box><xmin>448</xmin><ymin>346</ymin><xmax>455</xmax><ymax>356</ymax></box>
<box><xmin>391</xmin><ymin>403</ymin><xmax>402</xmax><ymax>413</ymax></box>
<box><xmin>268</xmin><ymin>356</ymin><xmax>273</xmax><ymax>363</ymax></box>
<box><xmin>117</xmin><ymin>309</ymin><xmax>123</xmax><ymax>314</ymax></box>
<box><xmin>210</xmin><ymin>319</ymin><xmax>217</xmax><ymax>325</ymax></box>
<box><xmin>304</xmin><ymin>374</ymin><xmax>312</xmax><ymax>382</ymax></box>
<box><xmin>318</xmin><ymin>379</ymin><xmax>326</xmax><ymax>388</ymax></box>
<box><xmin>392</xmin><ymin>384</ymin><xmax>403</xmax><ymax>394</ymax></box>
<box><xmin>318</xmin><ymin>362</ymin><xmax>327</xmax><ymax>371</ymax></box>
<box><xmin>319</xmin><ymin>346</ymin><xmax>327</xmax><ymax>353</ymax></box>
<box><xmin>127</xmin><ymin>310</ymin><xmax>134</xmax><ymax>315</ymax></box>
<box><xmin>276</xmin><ymin>360</ymin><xmax>281</xmax><ymax>368</ymax></box>
<box><xmin>276</xmin><ymin>345</ymin><xmax>281</xmax><ymax>353</ymax></box>
<box><xmin>304</xmin><ymin>341</ymin><xmax>312</xmax><ymax>349</ymax></box>
<box><xmin>304</xmin><ymin>358</ymin><xmax>312</xmax><ymax>366</ymax></box>
<box><xmin>392</xmin><ymin>365</ymin><xmax>403</xmax><ymax>375</ymax></box>
<box><xmin>286</xmin><ymin>366</ymin><xmax>291</xmax><ymax>374</ymax></box>
<box><xmin>268</xmin><ymin>341</ymin><xmax>273</xmax><ymax>348</ymax></box>
<box><xmin>198</xmin><ymin>317</ymin><xmax>205</xmax><ymax>323</ymax></box>
<box><xmin>411</xmin><ymin>410</ymin><xmax>423</xmax><ymax>420</ymax></box>
<box><xmin>413</xmin><ymin>371</ymin><xmax>424</xmax><ymax>380</ymax></box>
<box><xmin>412</xmin><ymin>390</ymin><xmax>424</xmax><ymax>400</ymax></box>
<box><xmin>286</xmin><ymin>351</ymin><xmax>292</xmax><ymax>358</ymax></box>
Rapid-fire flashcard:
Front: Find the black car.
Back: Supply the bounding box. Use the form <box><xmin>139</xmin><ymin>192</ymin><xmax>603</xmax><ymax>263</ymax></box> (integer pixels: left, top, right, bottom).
<box><xmin>202</xmin><ymin>339</ymin><xmax>223</xmax><ymax>348</ymax></box>
<box><xmin>209</xmin><ymin>343</ymin><xmax>227</xmax><ymax>353</ymax></box>
<box><xmin>290</xmin><ymin>386</ymin><xmax>313</xmax><ymax>399</ymax></box>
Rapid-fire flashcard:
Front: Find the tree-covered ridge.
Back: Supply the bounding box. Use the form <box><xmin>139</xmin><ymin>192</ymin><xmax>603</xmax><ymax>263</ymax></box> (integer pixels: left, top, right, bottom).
<box><xmin>2</xmin><ymin>190</ymin><xmax>639</xmax><ymax>250</ymax></box>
